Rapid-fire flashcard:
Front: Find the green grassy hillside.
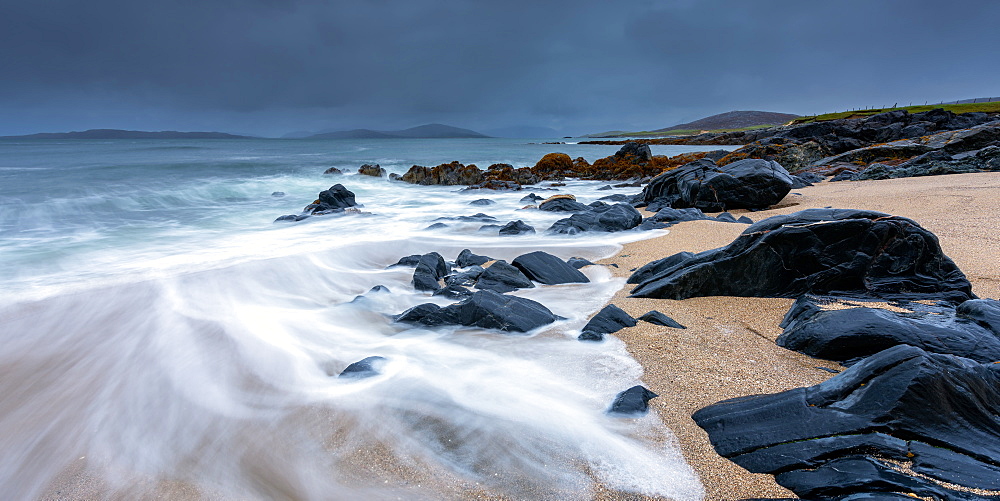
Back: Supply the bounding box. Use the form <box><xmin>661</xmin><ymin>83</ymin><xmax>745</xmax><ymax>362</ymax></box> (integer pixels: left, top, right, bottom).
<box><xmin>792</xmin><ymin>101</ymin><xmax>1000</xmax><ymax>124</ymax></box>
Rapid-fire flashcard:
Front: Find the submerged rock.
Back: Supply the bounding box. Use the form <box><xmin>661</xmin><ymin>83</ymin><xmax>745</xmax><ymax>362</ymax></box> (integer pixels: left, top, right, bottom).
<box><xmin>607</xmin><ymin>385</ymin><xmax>658</xmax><ymax>416</ymax></box>
<box><xmin>469</xmin><ymin>198</ymin><xmax>495</xmax><ymax>206</ymax></box>
<box><xmin>511</xmin><ymin>251</ymin><xmax>589</xmax><ymax>285</ymax></box>
<box><xmin>394</xmin><ymin>290</ymin><xmax>557</xmax><ymax>333</ymax></box>
<box><xmin>358</xmin><ymin>163</ymin><xmax>386</xmax><ymax>177</ymax></box>
<box><xmin>339</xmin><ymin>356</ymin><xmax>387</xmax><ymax>378</ymax></box>
<box><xmin>473</xmin><ymin>260</ymin><xmax>534</xmax><ymax>293</ymax></box>
<box><xmin>547</xmin><ymin>203</ymin><xmax>642</xmax><ymax>234</ymax></box>
<box><xmin>629</xmin><ymin>208</ymin><xmax>975</xmax><ymax>303</ymax></box>
<box><xmin>498</xmin><ymin>220</ymin><xmax>536</xmax><ymax>236</ymax></box>
<box><xmin>567</xmin><ymin>257</ymin><xmax>597</xmax><ymax>269</ymax></box>
<box><xmin>693</xmin><ymin>345</ymin><xmax>1000</xmax><ymax>497</ymax></box>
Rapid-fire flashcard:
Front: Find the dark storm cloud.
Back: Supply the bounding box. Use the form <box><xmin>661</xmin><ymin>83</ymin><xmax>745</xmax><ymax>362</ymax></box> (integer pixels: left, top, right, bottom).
<box><xmin>1</xmin><ymin>0</ymin><xmax>998</xmax><ymax>135</ymax></box>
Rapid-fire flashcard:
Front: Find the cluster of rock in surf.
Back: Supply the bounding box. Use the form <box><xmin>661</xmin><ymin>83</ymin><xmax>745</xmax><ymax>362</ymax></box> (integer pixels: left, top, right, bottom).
<box><xmin>625</xmin><ymin>206</ymin><xmax>1000</xmax><ymax>498</ymax></box>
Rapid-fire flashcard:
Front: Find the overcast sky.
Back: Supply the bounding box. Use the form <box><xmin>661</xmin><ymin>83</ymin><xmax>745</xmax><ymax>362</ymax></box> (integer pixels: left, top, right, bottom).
<box><xmin>1</xmin><ymin>0</ymin><xmax>998</xmax><ymax>136</ymax></box>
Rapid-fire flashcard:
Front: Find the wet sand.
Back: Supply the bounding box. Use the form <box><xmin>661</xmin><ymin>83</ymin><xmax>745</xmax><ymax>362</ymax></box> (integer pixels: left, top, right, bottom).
<box><xmin>597</xmin><ymin>172</ymin><xmax>1000</xmax><ymax>499</ymax></box>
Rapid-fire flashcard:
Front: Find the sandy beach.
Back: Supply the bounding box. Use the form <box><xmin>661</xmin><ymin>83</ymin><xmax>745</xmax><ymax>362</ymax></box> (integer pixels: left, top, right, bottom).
<box><xmin>597</xmin><ymin>172</ymin><xmax>1000</xmax><ymax>499</ymax></box>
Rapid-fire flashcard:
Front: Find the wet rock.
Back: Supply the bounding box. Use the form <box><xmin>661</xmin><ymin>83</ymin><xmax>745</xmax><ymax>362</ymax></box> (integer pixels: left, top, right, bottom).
<box><xmin>478</xmin><ymin>224</ymin><xmax>501</xmax><ymax>233</ymax></box>
<box><xmin>412</xmin><ymin>252</ymin><xmax>450</xmax><ymax>292</ymax></box>
<box><xmin>358</xmin><ymin>163</ymin><xmax>386</xmax><ymax>177</ymax></box>
<box><xmin>520</xmin><ymin>193</ymin><xmax>545</xmax><ymax>203</ymax></box>
<box><xmin>715</xmin><ymin>212</ymin><xmax>738</xmax><ymax>223</ymax></box>
<box><xmin>607</xmin><ymin>385</ymin><xmax>658</xmax><ymax>416</ymax></box>
<box><xmin>547</xmin><ymin>203</ymin><xmax>642</xmax><ymax>234</ymax></box>
<box><xmin>434</xmin><ymin>213</ymin><xmax>498</xmax><ymax>223</ymax></box>
<box><xmin>323</xmin><ymin>167</ymin><xmax>343</xmax><ymax>175</ymax></box>
<box><xmin>626</xmin><ymin>251</ymin><xmax>696</xmax><ymax>285</ymax></box>
<box><xmin>395</xmin><ymin>289</ymin><xmax>557</xmax><ymax>333</ymax></box>
<box><xmin>693</xmin><ymin>345</ymin><xmax>1000</xmax><ymax>497</ymax></box>
<box><xmin>469</xmin><ymin>198</ymin><xmax>495</xmax><ymax>206</ymax></box>
<box><xmin>433</xmin><ymin>284</ymin><xmax>474</xmax><ymax>299</ymax></box>
<box><xmin>274</xmin><ymin>214</ymin><xmax>310</xmax><ymax>222</ymax></box>
<box><xmin>455</xmin><ymin>249</ymin><xmax>491</xmax><ymax>268</ymax></box>
<box><xmin>597</xmin><ymin>185</ymin><xmax>613</xmax><ymax>191</ymax></box>
<box><xmin>390</xmin><ymin>255</ymin><xmax>422</xmax><ymax>267</ymax></box>
<box><xmin>630</xmin><ymin>208</ymin><xmax>975</xmax><ymax>303</ymax></box>
<box><xmin>614</xmin><ymin>142</ymin><xmax>653</xmax><ymax>163</ymax></box>
<box><xmin>400</xmin><ymin>161</ymin><xmax>484</xmax><ymax>186</ymax></box>
<box><xmin>393</xmin><ymin>303</ymin><xmax>442</xmax><ymax>323</ymax></box>
<box><xmin>646</xmin><ymin>207</ymin><xmax>713</xmax><ymax>226</ymax></box>
<box><xmin>271</xmin><ymin>191</ymin><xmax>285</xmax><ymax>197</ymax></box>
<box><xmin>465</xmin><ymin>179</ymin><xmax>522</xmax><ymax>191</ymax></box>
<box><xmin>339</xmin><ymin>356</ymin><xmax>387</xmax><ymax>378</ymax></box>
<box><xmin>577</xmin><ymin>330</ymin><xmax>605</xmax><ymax>342</ymax></box>
<box><xmin>830</xmin><ymin>169</ymin><xmax>857</xmax><ymax>182</ymax></box>
<box><xmin>498</xmin><ymin>220</ymin><xmax>536</xmax><ymax>236</ymax></box>
<box><xmin>567</xmin><ymin>257</ymin><xmax>597</xmax><ymax>269</ymax></box>
<box><xmin>583</xmin><ymin>304</ymin><xmax>636</xmax><ymax>335</ymax></box>
<box><xmin>444</xmin><ymin>266</ymin><xmax>484</xmax><ymax>287</ymax></box>
<box><xmin>736</xmin><ymin>215</ymin><xmax>754</xmax><ymax>224</ymax></box>
<box><xmin>641</xmin><ymin>158</ymin><xmax>794</xmax><ymax>211</ymax></box>
<box><xmin>597</xmin><ymin>193</ymin><xmax>629</xmax><ymax>202</ymax></box>
<box><xmin>539</xmin><ymin>195</ymin><xmax>592</xmax><ymax>212</ymax></box>
<box><xmin>473</xmin><ymin>260</ymin><xmax>535</xmax><ymax>293</ymax></box>
<box><xmin>424</xmin><ymin>222</ymin><xmax>449</xmax><ymax>230</ymax></box>
<box><xmin>511</xmin><ymin>251</ymin><xmax>590</xmax><ymax>285</ymax></box>
<box><xmin>638</xmin><ymin>310</ymin><xmax>686</xmax><ymax>329</ymax></box>
<box><xmin>778</xmin><ymin>296</ymin><xmax>1000</xmax><ymax>364</ymax></box>
<box><xmin>314</xmin><ymin>184</ymin><xmax>359</xmax><ymax>212</ymax></box>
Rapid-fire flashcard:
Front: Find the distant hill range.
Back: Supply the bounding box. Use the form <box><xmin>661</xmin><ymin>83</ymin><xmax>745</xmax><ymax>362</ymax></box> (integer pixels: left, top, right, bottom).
<box><xmin>481</xmin><ymin>125</ymin><xmax>561</xmax><ymax>138</ymax></box>
<box><xmin>295</xmin><ymin>123</ymin><xmax>489</xmax><ymax>139</ymax></box>
<box><xmin>586</xmin><ymin>110</ymin><xmax>801</xmax><ymax>137</ymax></box>
<box><xmin>2</xmin><ymin>129</ymin><xmax>254</xmax><ymax>139</ymax></box>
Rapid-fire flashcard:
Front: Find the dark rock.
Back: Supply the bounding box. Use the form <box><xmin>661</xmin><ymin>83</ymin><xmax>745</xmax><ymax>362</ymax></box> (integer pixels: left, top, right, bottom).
<box><xmin>444</xmin><ymin>266</ymin><xmax>484</xmax><ymax>287</ymax></box>
<box><xmin>455</xmin><ymin>249</ymin><xmax>491</xmax><ymax>268</ymax></box>
<box><xmin>647</xmin><ymin>207</ymin><xmax>712</xmax><ymax>226</ymax></box>
<box><xmin>474</xmin><ymin>260</ymin><xmax>535</xmax><ymax>293</ymax></box>
<box><xmin>547</xmin><ymin>203</ymin><xmax>643</xmax><ymax>234</ymax></box>
<box><xmin>391</xmin><ymin>255</ymin><xmax>422</xmax><ymax>267</ymax></box>
<box><xmin>638</xmin><ymin>311</ymin><xmax>686</xmax><ymax>329</ymax></box>
<box><xmin>597</xmin><ymin>193</ymin><xmax>629</xmax><ymax>202</ymax></box>
<box><xmin>424</xmin><ymin>222</ymin><xmax>449</xmax><ymax>230</ymax></box>
<box><xmin>434</xmin><ymin>213</ymin><xmax>498</xmax><ymax>223</ymax></box>
<box><xmin>567</xmin><ymin>257</ymin><xmax>597</xmax><ymax>269</ymax></box>
<box><xmin>597</xmin><ymin>185</ymin><xmax>613</xmax><ymax>191</ymax></box>
<box><xmin>393</xmin><ymin>303</ymin><xmax>441</xmax><ymax>323</ymax></box>
<box><xmin>626</xmin><ymin>251</ymin><xmax>696</xmax><ymax>284</ymax></box>
<box><xmin>645</xmin><ymin>195</ymin><xmax>681</xmax><ymax>212</ymax></box>
<box><xmin>498</xmin><ymin>220</ymin><xmax>536</xmax><ymax>236</ymax></box>
<box><xmin>702</xmin><ymin>149</ymin><xmax>732</xmax><ymax>162</ymax></box>
<box><xmin>715</xmin><ymin>212</ymin><xmax>738</xmax><ymax>223</ymax></box>
<box><xmin>323</xmin><ymin>167</ymin><xmax>343</xmax><ymax>175</ymax></box>
<box><xmin>692</xmin><ymin>345</ymin><xmax>1000</xmax><ymax>497</ymax></box>
<box><xmin>396</xmin><ymin>289</ymin><xmax>557</xmax><ymax>333</ymax></box>
<box><xmin>539</xmin><ymin>197</ymin><xmax>592</xmax><ymax>212</ymax></box>
<box><xmin>607</xmin><ymin>385</ymin><xmax>658</xmax><ymax>416</ymax></box>
<box><xmin>413</xmin><ymin>252</ymin><xmax>450</xmax><ymax>292</ymax></box>
<box><xmin>583</xmin><ymin>304</ymin><xmax>637</xmax><ymax>334</ymax></box>
<box><xmin>641</xmin><ymin>158</ymin><xmax>794</xmax><ymax>211</ymax></box>
<box><xmin>358</xmin><ymin>163</ymin><xmax>386</xmax><ymax>177</ymax></box>
<box><xmin>316</xmin><ymin>184</ymin><xmax>359</xmax><ymax>212</ymax></box>
<box><xmin>519</xmin><ymin>193</ymin><xmax>545</xmax><ymax>203</ymax></box>
<box><xmin>511</xmin><ymin>251</ymin><xmax>590</xmax><ymax>285</ymax></box>
<box><xmin>778</xmin><ymin>296</ymin><xmax>1000</xmax><ymax>364</ymax></box>
<box><xmin>368</xmin><ymin>285</ymin><xmax>391</xmax><ymax>294</ymax></box>
<box><xmin>400</xmin><ymin>161</ymin><xmax>484</xmax><ymax>186</ymax></box>
<box><xmin>830</xmin><ymin>169</ymin><xmax>857</xmax><ymax>182</ymax></box>
<box><xmin>271</xmin><ymin>191</ymin><xmax>285</xmax><ymax>197</ymax></box>
<box><xmin>736</xmin><ymin>215</ymin><xmax>754</xmax><ymax>224</ymax></box>
<box><xmin>478</xmin><ymin>224</ymin><xmax>501</xmax><ymax>233</ymax></box>
<box><xmin>469</xmin><ymin>198</ymin><xmax>496</xmax><ymax>206</ymax></box>
<box><xmin>614</xmin><ymin>142</ymin><xmax>653</xmax><ymax>163</ymax></box>
<box><xmin>629</xmin><ymin>208</ymin><xmax>975</xmax><ymax>303</ymax></box>
<box><xmin>274</xmin><ymin>214</ymin><xmax>310</xmax><ymax>222</ymax></box>
<box><xmin>339</xmin><ymin>356</ymin><xmax>387</xmax><ymax>378</ymax></box>
<box><xmin>466</xmin><ymin>179</ymin><xmax>522</xmax><ymax>191</ymax></box>
<box><xmin>578</xmin><ymin>331</ymin><xmax>604</xmax><ymax>342</ymax></box>
<box><xmin>432</xmin><ymin>284</ymin><xmax>474</xmax><ymax>299</ymax></box>
<box><xmin>795</xmin><ymin>171</ymin><xmax>824</xmax><ymax>183</ymax></box>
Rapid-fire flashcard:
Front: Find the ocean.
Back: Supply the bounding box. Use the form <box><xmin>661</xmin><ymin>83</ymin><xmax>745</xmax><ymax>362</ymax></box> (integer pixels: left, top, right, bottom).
<box><xmin>0</xmin><ymin>137</ymin><xmax>733</xmax><ymax>500</ymax></box>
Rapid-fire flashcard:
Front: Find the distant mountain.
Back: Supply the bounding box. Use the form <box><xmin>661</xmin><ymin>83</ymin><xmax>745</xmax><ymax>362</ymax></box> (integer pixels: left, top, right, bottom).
<box><xmin>481</xmin><ymin>126</ymin><xmax>561</xmax><ymax>138</ymax></box>
<box><xmin>652</xmin><ymin>110</ymin><xmax>800</xmax><ymax>133</ymax></box>
<box><xmin>1</xmin><ymin>129</ymin><xmax>254</xmax><ymax>139</ymax></box>
<box><xmin>305</xmin><ymin>123</ymin><xmax>489</xmax><ymax>139</ymax></box>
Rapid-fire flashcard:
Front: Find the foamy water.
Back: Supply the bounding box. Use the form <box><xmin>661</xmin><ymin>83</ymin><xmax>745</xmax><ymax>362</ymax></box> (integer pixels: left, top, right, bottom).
<box><xmin>0</xmin><ymin>138</ymin><xmax>730</xmax><ymax>500</ymax></box>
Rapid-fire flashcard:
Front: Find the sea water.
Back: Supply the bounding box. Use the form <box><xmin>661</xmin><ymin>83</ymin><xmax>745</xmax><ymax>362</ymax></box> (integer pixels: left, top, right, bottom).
<box><xmin>0</xmin><ymin>138</ymin><xmax>733</xmax><ymax>500</ymax></box>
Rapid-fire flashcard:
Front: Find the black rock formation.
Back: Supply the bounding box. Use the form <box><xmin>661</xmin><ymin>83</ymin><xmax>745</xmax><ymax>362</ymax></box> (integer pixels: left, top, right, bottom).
<box><xmin>583</xmin><ymin>304</ymin><xmax>637</xmax><ymax>335</ymax></box>
<box><xmin>607</xmin><ymin>385</ymin><xmax>658</xmax><ymax>416</ymax></box>
<box><xmin>412</xmin><ymin>252</ymin><xmax>450</xmax><ymax>292</ymax></box>
<box><xmin>693</xmin><ymin>345</ymin><xmax>1000</xmax><ymax>497</ymax></box>
<box><xmin>629</xmin><ymin>208</ymin><xmax>975</xmax><ymax>303</ymax></box>
<box><xmin>567</xmin><ymin>257</ymin><xmax>597</xmax><ymax>269</ymax></box>
<box><xmin>614</xmin><ymin>142</ymin><xmax>653</xmax><ymax>163</ymax></box>
<box><xmin>638</xmin><ymin>311</ymin><xmax>686</xmax><ymax>329</ymax></box>
<box><xmin>455</xmin><ymin>249</ymin><xmax>491</xmax><ymax>268</ymax></box>
<box><xmin>498</xmin><ymin>220</ymin><xmax>536</xmax><ymax>236</ymax></box>
<box><xmin>539</xmin><ymin>197</ymin><xmax>592</xmax><ymax>212</ymax></box>
<box><xmin>394</xmin><ymin>290</ymin><xmax>557</xmax><ymax>333</ymax></box>
<box><xmin>315</xmin><ymin>184</ymin><xmax>358</xmax><ymax>211</ymax></box>
<box><xmin>641</xmin><ymin>158</ymin><xmax>794</xmax><ymax>211</ymax></box>
<box><xmin>511</xmin><ymin>251</ymin><xmax>590</xmax><ymax>285</ymax></box>
<box><xmin>473</xmin><ymin>260</ymin><xmax>535</xmax><ymax>293</ymax></box>
<box><xmin>520</xmin><ymin>193</ymin><xmax>545</xmax><ymax>203</ymax></box>
<box><xmin>339</xmin><ymin>356</ymin><xmax>387</xmax><ymax>378</ymax></box>
<box><xmin>777</xmin><ymin>296</ymin><xmax>1000</xmax><ymax>364</ymax></box>
<box><xmin>548</xmin><ymin>203</ymin><xmax>642</xmax><ymax>234</ymax></box>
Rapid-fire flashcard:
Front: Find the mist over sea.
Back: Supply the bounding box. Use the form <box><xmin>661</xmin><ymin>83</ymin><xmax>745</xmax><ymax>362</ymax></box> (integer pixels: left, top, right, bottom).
<box><xmin>0</xmin><ymin>137</ymin><xmax>730</xmax><ymax>499</ymax></box>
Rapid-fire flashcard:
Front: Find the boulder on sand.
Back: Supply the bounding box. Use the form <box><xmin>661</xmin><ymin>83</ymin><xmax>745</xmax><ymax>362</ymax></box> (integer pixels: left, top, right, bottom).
<box><xmin>629</xmin><ymin>208</ymin><xmax>975</xmax><ymax>304</ymax></box>
<box><xmin>641</xmin><ymin>158</ymin><xmax>794</xmax><ymax>211</ymax></box>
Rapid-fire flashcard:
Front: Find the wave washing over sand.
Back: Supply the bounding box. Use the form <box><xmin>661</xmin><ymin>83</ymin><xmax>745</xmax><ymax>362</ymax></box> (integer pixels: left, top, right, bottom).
<box><xmin>0</xmin><ymin>139</ymin><xmax>709</xmax><ymax>500</ymax></box>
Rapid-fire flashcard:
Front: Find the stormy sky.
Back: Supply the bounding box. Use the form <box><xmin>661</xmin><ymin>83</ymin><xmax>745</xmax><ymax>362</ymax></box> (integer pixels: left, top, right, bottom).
<box><xmin>1</xmin><ymin>0</ymin><xmax>998</xmax><ymax>137</ymax></box>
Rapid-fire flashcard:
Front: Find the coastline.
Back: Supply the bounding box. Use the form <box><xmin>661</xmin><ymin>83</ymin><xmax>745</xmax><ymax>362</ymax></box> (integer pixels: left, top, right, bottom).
<box><xmin>597</xmin><ymin>172</ymin><xmax>1000</xmax><ymax>498</ymax></box>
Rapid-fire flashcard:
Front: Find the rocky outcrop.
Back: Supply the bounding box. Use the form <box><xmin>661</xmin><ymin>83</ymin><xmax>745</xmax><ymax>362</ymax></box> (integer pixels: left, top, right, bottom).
<box><xmin>358</xmin><ymin>163</ymin><xmax>386</xmax><ymax>177</ymax></box>
<box><xmin>394</xmin><ymin>290</ymin><xmax>557</xmax><ymax>333</ymax></box>
<box><xmin>498</xmin><ymin>220</ymin><xmax>536</xmax><ymax>236</ymax></box>
<box><xmin>412</xmin><ymin>252</ymin><xmax>450</xmax><ymax>292</ymax></box>
<box><xmin>538</xmin><ymin>194</ymin><xmax>591</xmax><ymax>212</ymax></box>
<box><xmin>455</xmin><ymin>249</ymin><xmax>491</xmax><ymax>268</ymax></box>
<box><xmin>473</xmin><ymin>260</ymin><xmax>534</xmax><ymax>293</ymax></box>
<box><xmin>547</xmin><ymin>203</ymin><xmax>643</xmax><ymax>235</ymax></box>
<box><xmin>323</xmin><ymin>167</ymin><xmax>343</xmax><ymax>175</ymax></box>
<box><xmin>629</xmin><ymin>209</ymin><xmax>975</xmax><ymax>303</ymax></box>
<box><xmin>607</xmin><ymin>386</ymin><xmax>658</xmax><ymax>416</ymax></box>
<box><xmin>400</xmin><ymin>161</ymin><xmax>485</xmax><ymax>185</ymax></box>
<box><xmin>641</xmin><ymin>158</ymin><xmax>794</xmax><ymax>211</ymax></box>
<box><xmin>693</xmin><ymin>345</ymin><xmax>1000</xmax><ymax>497</ymax></box>
<box><xmin>777</xmin><ymin>296</ymin><xmax>1000</xmax><ymax>364</ymax></box>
